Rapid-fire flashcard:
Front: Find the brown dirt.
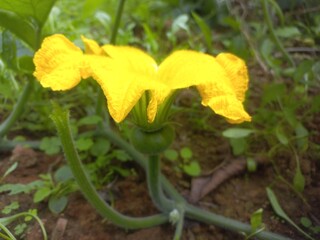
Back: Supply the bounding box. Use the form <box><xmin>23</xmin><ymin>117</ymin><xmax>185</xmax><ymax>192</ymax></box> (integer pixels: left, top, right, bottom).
<box><xmin>1</xmin><ymin>114</ymin><xmax>319</xmax><ymax>240</ymax></box>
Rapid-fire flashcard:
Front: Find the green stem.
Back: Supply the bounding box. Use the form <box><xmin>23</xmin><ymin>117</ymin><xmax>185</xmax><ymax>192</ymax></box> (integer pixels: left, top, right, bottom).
<box><xmin>99</xmin><ymin>125</ymin><xmax>291</xmax><ymax>239</ymax></box>
<box><xmin>185</xmin><ymin>204</ymin><xmax>290</xmax><ymax>240</ymax></box>
<box><xmin>98</xmin><ymin>126</ymin><xmax>185</xmax><ymax>203</ymax></box>
<box><xmin>0</xmin><ymin>79</ymin><xmax>34</xmax><ymax>139</ymax></box>
<box><xmin>262</xmin><ymin>0</ymin><xmax>295</xmax><ymax>67</ymax></box>
<box><xmin>51</xmin><ymin>105</ymin><xmax>168</xmax><ymax>229</ymax></box>
<box><xmin>147</xmin><ymin>155</ymin><xmax>174</xmax><ymax>212</ymax></box>
<box><xmin>0</xmin><ymin>140</ymin><xmax>40</xmax><ymax>151</ymax></box>
<box><xmin>173</xmin><ymin>205</ymin><xmax>185</xmax><ymax>240</ymax></box>
<box><xmin>110</xmin><ymin>0</ymin><xmax>126</xmax><ymax>44</ymax></box>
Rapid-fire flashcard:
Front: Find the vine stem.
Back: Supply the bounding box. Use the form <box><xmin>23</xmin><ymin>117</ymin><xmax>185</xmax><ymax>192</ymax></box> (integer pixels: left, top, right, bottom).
<box><xmin>0</xmin><ymin>79</ymin><xmax>34</xmax><ymax>139</ymax></box>
<box><xmin>100</xmin><ymin>124</ymin><xmax>291</xmax><ymax>240</ymax></box>
<box><xmin>51</xmin><ymin>105</ymin><xmax>168</xmax><ymax>229</ymax></box>
<box><xmin>147</xmin><ymin>155</ymin><xmax>174</xmax><ymax>212</ymax></box>
<box><xmin>262</xmin><ymin>0</ymin><xmax>295</xmax><ymax>67</ymax></box>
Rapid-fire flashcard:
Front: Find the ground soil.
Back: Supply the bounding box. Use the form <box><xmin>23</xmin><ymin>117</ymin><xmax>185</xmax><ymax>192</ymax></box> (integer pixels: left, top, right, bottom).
<box><xmin>1</xmin><ymin>79</ymin><xmax>320</xmax><ymax>240</ymax></box>
<box><xmin>0</xmin><ymin>109</ymin><xmax>319</xmax><ymax>240</ymax></box>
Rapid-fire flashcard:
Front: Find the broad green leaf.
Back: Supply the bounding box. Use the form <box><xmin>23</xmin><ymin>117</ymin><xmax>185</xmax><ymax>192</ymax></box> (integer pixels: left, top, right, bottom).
<box><xmin>275</xmin><ymin>26</ymin><xmax>300</xmax><ymax>38</ymax></box>
<box><xmin>0</xmin><ymin>0</ymin><xmax>57</xmax><ymax>49</ymax></box>
<box><xmin>183</xmin><ymin>161</ymin><xmax>201</xmax><ymax>177</ymax></box>
<box><xmin>180</xmin><ymin>147</ymin><xmax>192</xmax><ymax>160</ymax></box>
<box><xmin>90</xmin><ymin>138</ymin><xmax>111</xmax><ymax>157</ymax></box>
<box><xmin>76</xmin><ymin>137</ymin><xmax>94</xmax><ymax>151</ymax></box>
<box><xmin>0</xmin><ymin>0</ymin><xmax>56</xmax><ymax>27</ymax></box>
<box><xmin>82</xmin><ymin>0</ymin><xmax>106</xmax><ymax>18</ymax></box>
<box><xmin>222</xmin><ymin>128</ymin><xmax>254</xmax><ymax>138</ymax></box>
<box><xmin>33</xmin><ymin>187</ymin><xmax>52</xmax><ymax>203</ymax></box>
<box><xmin>164</xmin><ymin>149</ymin><xmax>179</xmax><ymax>161</ymax></box>
<box><xmin>54</xmin><ymin>165</ymin><xmax>74</xmax><ymax>182</ymax></box>
<box><xmin>40</xmin><ymin>136</ymin><xmax>61</xmax><ymax>155</ymax></box>
<box><xmin>49</xmin><ymin>196</ymin><xmax>68</xmax><ymax>214</ymax></box>
<box><xmin>1</xmin><ymin>30</ymin><xmax>17</xmax><ymax>70</ymax></box>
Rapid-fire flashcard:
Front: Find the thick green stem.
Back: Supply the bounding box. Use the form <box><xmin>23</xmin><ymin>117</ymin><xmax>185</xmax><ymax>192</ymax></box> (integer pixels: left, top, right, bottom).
<box><xmin>98</xmin><ymin>126</ymin><xmax>185</xmax><ymax>203</ymax></box>
<box><xmin>262</xmin><ymin>0</ymin><xmax>295</xmax><ymax>67</ymax></box>
<box><xmin>51</xmin><ymin>106</ymin><xmax>168</xmax><ymax>229</ymax></box>
<box><xmin>186</xmin><ymin>204</ymin><xmax>290</xmax><ymax>240</ymax></box>
<box><xmin>147</xmin><ymin>155</ymin><xmax>174</xmax><ymax>212</ymax></box>
<box><xmin>0</xmin><ymin>79</ymin><xmax>34</xmax><ymax>139</ymax></box>
<box><xmin>100</xmin><ymin>125</ymin><xmax>291</xmax><ymax>239</ymax></box>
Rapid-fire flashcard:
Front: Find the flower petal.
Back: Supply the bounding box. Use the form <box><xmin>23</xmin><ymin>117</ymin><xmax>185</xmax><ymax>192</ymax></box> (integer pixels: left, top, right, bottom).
<box><xmin>151</xmin><ymin>50</ymin><xmax>251</xmax><ymax>123</ymax></box>
<box><xmin>90</xmin><ymin>45</ymin><xmax>160</xmax><ymax>123</ymax></box>
<box><xmin>81</xmin><ymin>35</ymin><xmax>105</xmax><ymax>55</ymax></box>
<box><xmin>33</xmin><ymin>34</ymin><xmax>85</xmax><ymax>90</ymax></box>
<box><xmin>216</xmin><ymin>53</ymin><xmax>249</xmax><ymax>102</ymax></box>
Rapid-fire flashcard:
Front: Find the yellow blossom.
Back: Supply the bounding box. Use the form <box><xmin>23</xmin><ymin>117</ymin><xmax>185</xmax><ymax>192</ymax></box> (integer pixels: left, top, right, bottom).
<box><xmin>33</xmin><ymin>34</ymin><xmax>251</xmax><ymax>125</ymax></box>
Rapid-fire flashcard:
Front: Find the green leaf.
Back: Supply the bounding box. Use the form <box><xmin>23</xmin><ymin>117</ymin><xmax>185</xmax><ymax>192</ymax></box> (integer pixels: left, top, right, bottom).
<box><xmin>54</xmin><ymin>165</ymin><xmax>74</xmax><ymax>182</ymax></box>
<box><xmin>77</xmin><ymin>115</ymin><xmax>103</xmax><ymax>126</ymax></box>
<box><xmin>295</xmin><ymin>123</ymin><xmax>309</xmax><ymax>151</ymax></box>
<box><xmin>293</xmin><ymin>166</ymin><xmax>305</xmax><ymax>192</ymax></box>
<box><xmin>82</xmin><ymin>0</ymin><xmax>106</xmax><ymax>18</ymax></box>
<box><xmin>275</xmin><ymin>124</ymin><xmax>289</xmax><ymax>145</ymax></box>
<box><xmin>0</xmin><ymin>0</ymin><xmax>57</xmax><ymax>49</ymax></box>
<box><xmin>14</xmin><ymin>223</ymin><xmax>27</xmax><ymax>236</ymax></box>
<box><xmin>266</xmin><ymin>187</ymin><xmax>314</xmax><ymax>240</ymax></box>
<box><xmin>76</xmin><ymin>137</ymin><xmax>93</xmax><ymax>151</ymax></box>
<box><xmin>40</xmin><ymin>136</ymin><xmax>61</xmax><ymax>155</ymax></box>
<box><xmin>33</xmin><ymin>187</ymin><xmax>52</xmax><ymax>203</ymax></box>
<box><xmin>18</xmin><ymin>56</ymin><xmax>35</xmax><ymax>73</ymax></box>
<box><xmin>275</xmin><ymin>26</ymin><xmax>300</xmax><ymax>38</ymax></box>
<box><xmin>230</xmin><ymin>138</ymin><xmax>247</xmax><ymax>156</ymax></box>
<box><xmin>222</xmin><ymin>128</ymin><xmax>254</xmax><ymax>139</ymax></box>
<box><xmin>90</xmin><ymin>138</ymin><xmax>111</xmax><ymax>156</ymax></box>
<box><xmin>247</xmin><ymin>158</ymin><xmax>257</xmax><ymax>172</ymax></box>
<box><xmin>49</xmin><ymin>196</ymin><xmax>68</xmax><ymax>214</ymax></box>
<box><xmin>183</xmin><ymin>161</ymin><xmax>201</xmax><ymax>177</ymax></box>
<box><xmin>2</xmin><ymin>162</ymin><xmax>18</xmax><ymax>181</ymax></box>
<box><xmin>180</xmin><ymin>147</ymin><xmax>192</xmax><ymax>160</ymax></box>
<box><xmin>1</xmin><ymin>30</ymin><xmax>17</xmax><ymax>70</ymax></box>
<box><xmin>300</xmin><ymin>217</ymin><xmax>312</xmax><ymax>228</ymax></box>
<box><xmin>1</xmin><ymin>201</ymin><xmax>19</xmax><ymax>215</ymax></box>
<box><xmin>261</xmin><ymin>83</ymin><xmax>286</xmax><ymax>105</ymax></box>
<box><xmin>250</xmin><ymin>208</ymin><xmax>263</xmax><ymax>231</ymax></box>
<box><xmin>164</xmin><ymin>149</ymin><xmax>179</xmax><ymax>161</ymax></box>
<box><xmin>192</xmin><ymin>12</ymin><xmax>212</xmax><ymax>52</ymax></box>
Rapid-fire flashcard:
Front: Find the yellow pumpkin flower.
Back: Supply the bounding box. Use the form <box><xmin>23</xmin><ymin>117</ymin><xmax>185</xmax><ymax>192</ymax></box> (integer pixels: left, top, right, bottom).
<box><xmin>33</xmin><ymin>34</ymin><xmax>251</xmax><ymax>127</ymax></box>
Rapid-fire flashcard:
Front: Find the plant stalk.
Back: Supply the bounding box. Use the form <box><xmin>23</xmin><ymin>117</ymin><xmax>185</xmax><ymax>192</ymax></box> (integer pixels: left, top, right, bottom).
<box><xmin>95</xmin><ymin>0</ymin><xmax>126</xmax><ymax>118</ymax></box>
<box><xmin>262</xmin><ymin>0</ymin><xmax>295</xmax><ymax>67</ymax></box>
<box><xmin>0</xmin><ymin>79</ymin><xmax>34</xmax><ymax>139</ymax></box>
<box><xmin>100</xmin><ymin>125</ymin><xmax>291</xmax><ymax>239</ymax></box>
<box><xmin>51</xmin><ymin>105</ymin><xmax>168</xmax><ymax>229</ymax></box>
<box><xmin>147</xmin><ymin>155</ymin><xmax>174</xmax><ymax>212</ymax></box>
